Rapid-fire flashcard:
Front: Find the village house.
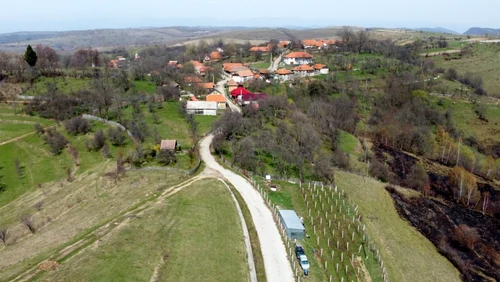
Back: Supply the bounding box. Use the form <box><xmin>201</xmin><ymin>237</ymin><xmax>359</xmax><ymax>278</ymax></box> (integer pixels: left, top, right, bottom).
<box><xmin>291</xmin><ymin>64</ymin><xmax>315</xmax><ymax>77</ymax></box>
<box><xmin>232</xmin><ymin>70</ymin><xmax>254</xmax><ymax>83</ymax></box>
<box><xmin>223</xmin><ymin>63</ymin><xmax>244</xmax><ymax>74</ymax></box>
<box><xmin>209</xmin><ymin>51</ymin><xmax>222</xmax><ymax>61</ymax></box>
<box><xmin>186</xmin><ymin>101</ymin><xmax>218</xmax><ymax>116</ymax></box>
<box><xmin>302</xmin><ymin>39</ymin><xmax>325</xmax><ymax>49</ymax></box>
<box><xmin>230</xmin><ymin>85</ymin><xmax>252</xmax><ymax>99</ymax></box>
<box><xmin>226</xmin><ymin>79</ymin><xmax>239</xmax><ymax>92</ymax></box>
<box><xmin>278</xmin><ymin>41</ymin><xmax>291</xmax><ymax>49</ymax></box>
<box><xmin>168</xmin><ymin>60</ymin><xmax>178</xmax><ymax>67</ymax></box>
<box><xmin>275</xmin><ymin>68</ymin><xmax>292</xmax><ymax>81</ymax></box>
<box><xmin>313</xmin><ymin>64</ymin><xmax>329</xmax><ymax>74</ymax></box>
<box><xmin>237</xmin><ymin>93</ymin><xmax>268</xmax><ymax>107</ymax></box>
<box><xmin>197</xmin><ymin>82</ymin><xmax>216</xmax><ymax>93</ymax></box>
<box><xmin>249</xmin><ymin>45</ymin><xmax>271</xmax><ymax>53</ymax></box>
<box><xmin>283</xmin><ymin>52</ymin><xmax>313</xmax><ymax>65</ymax></box>
<box><xmin>190</xmin><ymin>60</ymin><xmax>205</xmax><ymax>74</ymax></box>
<box><xmin>184</xmin><ymin>76</ymin><xmax>202</xmax><ymax>85</ymax></box>
<box><xmin>206</xmin><ymin>93</ymin><xmax>227</xmax><ymax>109</ymax></box>
<box><xmin>160</xmin><ymin>140</ymin><xmax>178</xmax><ymax>151</ymax></box>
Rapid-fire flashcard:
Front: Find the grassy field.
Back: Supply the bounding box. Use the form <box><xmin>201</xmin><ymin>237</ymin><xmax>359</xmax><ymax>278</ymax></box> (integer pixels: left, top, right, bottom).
<box><xmin>134</xmin><ymin>80</ymin><xmax>157</xmax><ymax>94</ymax></box>
<box><xmin>251</xmin><ymin>61</ymin><xmax>271</xmax><ymax>69</ymax></box>
<box><xmin>433</xmin><ymin>96</ymin><xmax>500</xmax><ymax>148</ymax></box>
<box><xmin>23</xmin><ymin>76</ymin><xmax>90</xmax><ymax>96</ymax></box>
<box><xmin>433</xmin><ymin>43</ymin><xmax>500</xmax><ymax>97</ymax></box>
<box><xmin>120</xmin><ymin>101</ymin><xmax>218</xmax><ymax>148</ymax></box>
<box><xmin>34</xmin><ymin>178</ymin><xmax>248</xmax><ymax>282</ymax></box>
<box><xmin>335</xmin><ymin>171</ymin><xmax>461</xmax><ymax>282</ymax></box>
<box><xmin>0</xmin><ymin>166</ymin><xmax>188</xmax><ymax>281</ymax></box>
<box><xmin>255</xmin><ymin>169</ymin><xmax>461</xmax><ymax>282</ymax></box>
<box><xmin>0</xmin><ymin>105</ymin><xmax>55</xmax><ymax>142</ymax></box>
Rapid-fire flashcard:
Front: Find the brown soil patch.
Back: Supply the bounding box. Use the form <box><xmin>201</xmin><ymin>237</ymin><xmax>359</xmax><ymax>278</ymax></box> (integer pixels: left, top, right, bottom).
<box><xmin>38</xmin><ymin>260</ymin><xmax>59</xmax><ymax>272</ymax></box>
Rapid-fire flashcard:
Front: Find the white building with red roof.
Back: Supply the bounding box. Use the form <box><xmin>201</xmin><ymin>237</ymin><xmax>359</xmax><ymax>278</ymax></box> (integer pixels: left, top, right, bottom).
<box><xmin>283</xmin><ymin>52</ymin><xmax>313</xmax><ymax>65</ymax></box>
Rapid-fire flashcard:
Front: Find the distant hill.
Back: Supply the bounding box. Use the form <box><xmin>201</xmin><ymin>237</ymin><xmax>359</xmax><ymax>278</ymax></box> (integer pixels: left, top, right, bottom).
<box><xmin>464</xmin><ymin>27</ymin><xmax>500</xmax><ymax>36</ymax></box>
<box><xmin>0</xmin><ymin>27</ymin><xmax>232</xmax><ymax>53</ymax></box>
<box><xmin>414</xmin><ymin>27</ymin><xmax>460</xmax><ymax>34</ymax></box>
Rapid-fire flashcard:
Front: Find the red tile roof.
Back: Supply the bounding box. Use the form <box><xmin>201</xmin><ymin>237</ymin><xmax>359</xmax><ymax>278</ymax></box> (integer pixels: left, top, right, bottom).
<box><xmin>223</xmin><ymin>63</ymin><xmax>243</xmax><ymax>72</ymax></box>
<box><xmin>190</xmin><ymin>60</ymin><xmax>204</xmax><ymax>69</ymax></box>
<box><xmin>206</xmin><ymin>93</ymin><xmax>226</xmax><ymax>103</ymax></box>
<box><xmin>292</xmin><ymin>64</ymin><xmax>314</xmax><ymax>71</ymax></box>
<box><xmin>250</xmin><ymin>46</ymin><xmax>270</xmax><ymax>52</ymax></box>
<box><xmin>313</xmin><ymin>64</ymin><xmax>327</xmax><ymax>70</ymax></box>
<box><xmin>275</xmin><ymin>68</ymin><xmax>291</xmax><ymax>75</ymax></box>
<box><xmin>284</xmin><ymin>52</ymin><xmax>313</xmax><ymax>59</ymax></box>
<box><xmin>235</xmin><ymin>70</ymin><xmax>254</xmax><ymax>77</ymax></box>
<box><xmin>210</xmin><ymin>51</ymin><xmax>222</xmax><ymax>60</ymax></box>
<box><xmin>197</xmin><ymin>82</ymin><xmax>216</xmax><ymax>89</ymax></box>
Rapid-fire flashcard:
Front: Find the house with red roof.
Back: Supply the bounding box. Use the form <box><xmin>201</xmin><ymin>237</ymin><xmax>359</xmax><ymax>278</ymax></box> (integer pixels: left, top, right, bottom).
<box><xmin>275</xmin><ymin>68</ymin><xmax>292</xmax><ymax>81</ymax></box>
<box><xmin>230</xmin><ymin>86</ymin><xmax>252</xmax><ymax>99</ymax></box>
<box><xmin>206</xmin><ymin>93</ymin><xmax>227</xmax><ymax>109</ymax></box>
<box><xmin>250</xmin><ymin>45</ymin><xmax>271</xmax><ymax>53</ymax></box>
<box><xmin>283</xmin><ymin>52</ymin><xmax>313</xmax><ymax>65</ymax></box>
<box><xmin>313</xmin><ymin>64</ymin><xmax>329</xmax><ymax>75</ymax></box>
<box><xmin>209</xmin><ymin>51</ymin><xmax>222</xmax><ymax>61</ymax></box>
<box><xmin>237</xmin><ymin>93</ymin><xmax>268</xmax><ymax>107</ymax></box>
<box><xmin>226</xmin><ymin>79</ymin><xmax>239</xmax><ymax>92</ymax></box>
<box><xmin>291</xmin><ymin>64</ymin><xmax>315</xmax><ymax>77</ymax></box>
<box><xmin>232</xmin><ymin>69</ymin><xmax>254</xmax><ymax>83</ymax></box>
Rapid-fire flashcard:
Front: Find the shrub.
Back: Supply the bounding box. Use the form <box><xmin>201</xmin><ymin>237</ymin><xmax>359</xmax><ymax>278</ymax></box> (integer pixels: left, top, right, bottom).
<box><xmin>63</xmin><ymin>116</ymin><xmax>91</xmax><ymax>135</ymax></box>
<box><xmin>107</xmin><ymin>127</ymin><xmax>127</xmax><ymax>146</ymax></box>
<box><xmin>91</xmin><ymin>130</ymin><xmax>106</xmax><ymax>151</ymax></box>
<box><xmin>454</xmin><ymin>224</ymin><xmax>479</xmax><ymax>250</ymax></box>
<box><xmin>42</xmin><ymin>128</ymin><xmax>68</xmax><ymax>155</ymax></box>
<box><xmin>369</xmin><ymin>159</ymin><xmax>391</xmax><ymax>182</ymax></box>
<box><xmin>157</xmin><ymin>149</ymin><xmax>177</xmax><ymax>165</ymax></box>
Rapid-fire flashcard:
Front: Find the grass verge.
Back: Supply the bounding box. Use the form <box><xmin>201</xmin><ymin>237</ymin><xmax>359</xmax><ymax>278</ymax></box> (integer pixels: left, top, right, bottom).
<box><xmin>227</xmin><ymin>182</ymin><xmax>267</xmax><ymax>282</ymax></box>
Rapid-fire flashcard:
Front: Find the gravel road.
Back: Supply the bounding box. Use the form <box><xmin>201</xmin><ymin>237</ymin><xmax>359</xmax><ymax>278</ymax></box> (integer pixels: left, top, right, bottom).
<box><xmin>199</xmin><ymin>135</ymin><xmax>294</xmax><ymax>282</ymax></box>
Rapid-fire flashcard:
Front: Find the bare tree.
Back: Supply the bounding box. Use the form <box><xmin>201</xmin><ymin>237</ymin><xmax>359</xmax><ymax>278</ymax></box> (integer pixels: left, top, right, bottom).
<box><xmin>21</xmin><ymin>215</ymin><xmax>36</xmax><ymax>234</ymax></box>
<box><xmin>34</xmin><ymin>200</ymin><xmax>44</xmax><ymax>211</ymax></box>
<box><xmin>0</xmin><ymin>227</ymin><xmax>9</xmax><ymax>246</ymax></box>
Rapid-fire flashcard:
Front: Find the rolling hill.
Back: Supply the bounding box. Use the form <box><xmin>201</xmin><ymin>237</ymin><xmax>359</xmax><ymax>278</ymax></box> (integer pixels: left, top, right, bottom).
<box><xmin>464</xmin><ymin>27</ymin><xmax>500</xmax><ymax>36</ymax></box>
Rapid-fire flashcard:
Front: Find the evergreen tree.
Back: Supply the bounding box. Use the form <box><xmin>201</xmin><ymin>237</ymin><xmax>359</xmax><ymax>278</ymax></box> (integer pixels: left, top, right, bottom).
<box><xmin>24</xmin><ymin>45</ymin><xmax>38</xmax><ymax>67</ymax></box>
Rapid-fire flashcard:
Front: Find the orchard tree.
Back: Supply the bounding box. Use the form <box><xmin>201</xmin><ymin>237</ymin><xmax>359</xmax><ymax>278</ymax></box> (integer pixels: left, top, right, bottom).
<box><xmin>24</xmin><ymin>45</ymin><xmax>38</xmax><ymax>67</ymax></box>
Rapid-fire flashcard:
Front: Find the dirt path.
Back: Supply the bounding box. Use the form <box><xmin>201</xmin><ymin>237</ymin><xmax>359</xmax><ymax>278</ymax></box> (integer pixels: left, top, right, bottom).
<box><xmin>216</xmin><ymin>77</ymin><xmax>242</xmax><ymax>113</ymax></box>
<box><xmin>0</xmin><ymin>131</ymin><xmax>36</xmax><ymax>146</ymax></box>
<box><xmin>199</xmin><ymin>135</ymin><xmax>294</xmax><ymax>282</ymax></box>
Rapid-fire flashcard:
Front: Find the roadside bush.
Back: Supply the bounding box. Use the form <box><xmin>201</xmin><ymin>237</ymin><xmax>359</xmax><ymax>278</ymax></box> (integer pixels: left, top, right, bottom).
<box><xmin>42</xmin><ymin>128</ymin><xmax>68</xmax><ymax>155</ymax></box>
<box><xmin>34</xmin><ymin>123</ymin><xmax>45</xmax><ymax>135</ymax></box>
<box><xmin>157</xmin><ymin>149</ymin><xmax>177</xmax><ymax>165</ymax></box>
<box><xmin>63</xmin><ymin>116</ymin><xmax>91</xmax><ymax>135</ymax></box>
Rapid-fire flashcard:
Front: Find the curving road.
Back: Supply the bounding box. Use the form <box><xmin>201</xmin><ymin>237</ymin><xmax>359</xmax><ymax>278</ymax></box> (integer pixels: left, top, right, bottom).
<box><xmin>199</xmin><ymin>135</ymin><xmax>294</xmax><ymax>282</ymax></box>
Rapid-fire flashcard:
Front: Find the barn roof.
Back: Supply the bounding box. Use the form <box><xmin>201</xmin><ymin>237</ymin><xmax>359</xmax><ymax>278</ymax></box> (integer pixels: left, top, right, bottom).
<box><xmin>186</xmin><ymin>101</ymin><xmax>218</xmax><ymax>110</ymax></box>
<box><xmin>160</xmin><ymin>140</ymin><xmax>177</xmax><ymax>150</ymax></box>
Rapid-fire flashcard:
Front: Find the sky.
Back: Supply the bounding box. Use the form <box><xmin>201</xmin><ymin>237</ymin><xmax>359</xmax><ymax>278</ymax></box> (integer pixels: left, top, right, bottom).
<box><xmin>0</xmin><ymin>0</ymin><xmax>498</xmax><ymax>33</ymax></box>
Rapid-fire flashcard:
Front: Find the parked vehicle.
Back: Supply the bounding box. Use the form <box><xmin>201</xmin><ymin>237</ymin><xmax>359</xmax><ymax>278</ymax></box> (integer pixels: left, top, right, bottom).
<box><xmin>295</xmin><ymin>244</ymin><xmax>310</xmax><ymax>276</ymax></box>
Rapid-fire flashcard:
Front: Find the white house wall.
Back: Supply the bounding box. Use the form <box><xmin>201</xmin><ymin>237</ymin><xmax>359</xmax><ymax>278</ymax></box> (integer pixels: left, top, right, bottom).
<box><xmin>283</xmin><ymin>58</ymin><xmax>313</xmax><ymax>65</ymax></box>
